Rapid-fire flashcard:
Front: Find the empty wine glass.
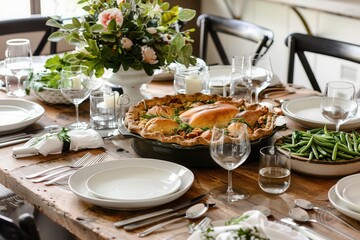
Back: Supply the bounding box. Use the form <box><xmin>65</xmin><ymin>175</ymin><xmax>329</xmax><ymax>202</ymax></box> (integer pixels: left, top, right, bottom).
<box><xmin>4</xmin><ymin>39</ymin><xmax>33</xmax><ymax>97</ymax></box>
<box><xmin>321</xmin><ymin>81</ymin><xmax>358</xmax><ymax>131</ymax></box>
<box><xmin>60</xmin><ymin>65</ymin><xmax>93</xmax><ymax>130</ymax></box>
<box><xmin>241</xmin><ymin>54</ymin><xmax>273</xmax><ymax>103</ymax></box>
<box><xmin>210</xmin><ymin>123</ymin><xmax>251</xmax><ymax>202</ymax></box>
<box><xmin>230</xmin><ymin>56</ymin><xmax>251</xmax><ymax>100</ymax></box>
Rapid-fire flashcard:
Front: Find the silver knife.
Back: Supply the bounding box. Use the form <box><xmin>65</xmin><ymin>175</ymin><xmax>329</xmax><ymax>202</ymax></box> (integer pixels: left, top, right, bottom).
<box><xmin>114</xmin><ymin>194</ymin><xmax>207</xmax><ymax>228</ymax></box>
<box><xmin>124</xmin><ymin>203</ymin><xmax>216</xmax><ymax>231</ymax></box>
<box><xmin>280</xmin><ymin>218</ymin><xmax>331</xmax><ymax>240</ymax></box>
<box><xmin>0</xmin><ymin>137</ymin><xmax>32</xmax><ymax>148</ymax></box>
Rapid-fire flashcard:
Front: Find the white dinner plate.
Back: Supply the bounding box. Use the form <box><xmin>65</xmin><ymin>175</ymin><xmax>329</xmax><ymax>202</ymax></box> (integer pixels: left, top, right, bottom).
<box><xmin>334</xmin><ymin>173</ymin><xmax>360</xmax><ymax>212</ymax></box>
<box><xmin>86</xmin><ymin>166</ymin><xmax>181</xmax><ymax>201</ymax></box>
<box><xmin>328</xmin><ymin>185</ymin><xmax>360</xmax><ymax>221</ymax></box>
<box><xmin>281</xmin><ymin>96</ymin><xmax>360</xmax><ymax>130</ymax></box>
<box><xmin>0</xmin><ymin>99</ymin><xmax>44</xmax><ymax>134</ymax></box>
<box><xmin>68</xmin><ymin>158</ymin><xmax>194</xmax><ymax>210</ymax></box>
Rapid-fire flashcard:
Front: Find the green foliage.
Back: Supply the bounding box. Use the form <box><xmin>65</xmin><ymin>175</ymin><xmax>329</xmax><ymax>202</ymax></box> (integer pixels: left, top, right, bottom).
<box><xmin>46</xmin><ymin>0</ymin><xmax>197</xmax><ymax>77</ymax></box>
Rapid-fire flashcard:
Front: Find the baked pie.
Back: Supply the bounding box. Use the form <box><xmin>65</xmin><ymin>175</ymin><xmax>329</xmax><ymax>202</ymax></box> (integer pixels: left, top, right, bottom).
<box><xmin>124</xmin><ymin>93</ymin><xmax>278</xmax><ymax>146</ymax></box>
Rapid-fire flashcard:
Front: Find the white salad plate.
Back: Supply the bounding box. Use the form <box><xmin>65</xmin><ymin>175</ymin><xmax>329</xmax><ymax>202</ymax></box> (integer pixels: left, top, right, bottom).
<box><xmin>68</xmin><ymin>158</ymin><xmax>194</xmax><ymax>210</ymax></box>
<box><xmin>334</xmin><ymin>173</ymin><xmax>360</xmax><ymax>212</ymax></box>
<box><xmin>328</xmin><ymin>185</ymin><xmax>360</xmax><ymax>221</ymax></box>
<box><xmin>281</xmin><ymin>96</ymin><xmax>360</xmax><ymax>130</ymax></box>
<box><xmin>86</xmin><ymin>166</ymin><xmax>181</xmax><ymax>201</ymax></box>
<box><xmin>0</xmin><ymin>99</ymin><xmax>44</xmax><ymax>134</ymax></box>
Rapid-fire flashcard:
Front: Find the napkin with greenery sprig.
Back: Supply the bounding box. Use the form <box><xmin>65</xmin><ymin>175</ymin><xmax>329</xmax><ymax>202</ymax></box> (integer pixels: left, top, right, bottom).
<box><xmin>13</xmin><ymin>128</ymin><xmax>104</xmax><ymax>158</ymax></box>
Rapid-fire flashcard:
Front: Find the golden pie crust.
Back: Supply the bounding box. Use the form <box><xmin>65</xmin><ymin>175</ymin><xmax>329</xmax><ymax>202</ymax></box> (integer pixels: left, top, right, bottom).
<box><xmin>124</xmin><ymin>93</ymin><xmax>278</xmax><ymax>146</ymax></box>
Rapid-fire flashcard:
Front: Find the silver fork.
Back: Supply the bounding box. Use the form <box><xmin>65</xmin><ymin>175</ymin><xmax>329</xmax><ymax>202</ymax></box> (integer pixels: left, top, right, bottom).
<box><xmin>44</xmin><ymin>153</ymin><xmax>108</xmax><ymax>185</ymax></box>
<box><xmin>30</xmin><ymin>152</ymin><xmax>93</xmax><ymax>182</ymax></box>
<box><xmin>26</xmin><ymin>152</ymin><xmax>92</xmax><ymax>179</ymax></box>
<box><xmin>162</xmin><ymin>217</ymin><xmax>211</xmax><ymax>240</ymax></box>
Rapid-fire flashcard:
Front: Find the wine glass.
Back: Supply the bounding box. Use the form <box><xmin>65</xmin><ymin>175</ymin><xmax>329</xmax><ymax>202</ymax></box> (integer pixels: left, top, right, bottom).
<box><xmin>243</xmin><ymin>54</ymin><xmax>273</xmax><ymax>103</ymax></box>
<box><xmin>321</xmin><ymin>81</ymin><xmax>358</xmax><ymax>131</ymax></box>
<box><xmin>60</xmin><ymin>65</ymin><xmax>93</xmax><ymax>130</ymax></box>
<box><xmin>4</xmin><ymin>39</ymin><xmax>33</xmax><ymax>97</ymax></box>
<box><xmin>209</xmin><ymin>123</ymin><xmax>251</xmax><ymax>202</ymax></box>
<box><xmin>230</xmin><ymin>56</ymin><xmax>251</xmax><ymax>100</ymax></box>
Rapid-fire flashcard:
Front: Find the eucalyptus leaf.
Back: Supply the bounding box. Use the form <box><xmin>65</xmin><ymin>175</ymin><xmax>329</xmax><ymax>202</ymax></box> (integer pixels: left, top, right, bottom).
<box><xmin>178</xmin><ymin>9</ymin><xmax>196</xmax><ymax>22</ymax></box>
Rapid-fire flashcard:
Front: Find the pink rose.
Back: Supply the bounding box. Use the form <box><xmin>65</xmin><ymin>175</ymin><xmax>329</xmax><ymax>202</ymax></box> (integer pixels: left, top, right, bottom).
<box><xmin>121</xmin><ymin>37</ymin><xmax>133</xmax><ymax>49</ymax></box>
<box><xmin>97</xmin><ymin>8</ymin><xmax>123</xmax><ymax>30</ymax></box>
<box><xmin>141</xmin><ymin>46</ymin><xmax>158</xmax><ymax>64</ymax></box>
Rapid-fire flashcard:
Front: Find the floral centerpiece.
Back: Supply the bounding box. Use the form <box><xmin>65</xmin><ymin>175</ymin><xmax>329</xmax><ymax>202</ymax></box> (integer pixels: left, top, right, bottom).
<box><xmin>46</xmin><ymin>0</ymin><xmax>197</xmax><ymax>78</ymax></box>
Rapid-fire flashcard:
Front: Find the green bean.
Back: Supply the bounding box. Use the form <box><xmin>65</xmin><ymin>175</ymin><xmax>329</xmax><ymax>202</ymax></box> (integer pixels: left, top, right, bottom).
<box><xmin>332</xmin><ymin>142</ymin><xmax>339</xmax><ymax>161</ymax></box>
<box><xmin>353</xmin><ymin>133</ymin><xmax>358</xmax><ymax>153</ymax></box>
<box><xmin>316</xmin><ymin>145</ymin><xmax>328</xmax><ymax>156</ymax></box>
<box><xmin>300</xmin><ymin>136</ymin><xmax>313</xmax><ymax>153</ymax></box>
<box><xmin>311</xmin><ymin>143</ymin><xmax>319</xmax><ymax>159</ymax></box>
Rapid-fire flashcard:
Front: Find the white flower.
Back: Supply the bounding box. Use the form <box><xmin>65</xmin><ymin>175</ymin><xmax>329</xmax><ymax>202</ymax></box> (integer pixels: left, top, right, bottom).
<box><xmin>152</xmin><ymin>4</ymin><xmax>163</xmax><ymax>13</ymax></box>
<box><xmin>146</xmin><ymin>27</ymin><xmax>157</xmax><ymax>34</ymax></box>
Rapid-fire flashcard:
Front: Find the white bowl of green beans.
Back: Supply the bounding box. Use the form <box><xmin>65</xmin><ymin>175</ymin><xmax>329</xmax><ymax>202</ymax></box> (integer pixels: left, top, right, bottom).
<box><xmin>275</xmin><ymin>126</ymin><xmax>360</xmax><ymax>177</ymax></box>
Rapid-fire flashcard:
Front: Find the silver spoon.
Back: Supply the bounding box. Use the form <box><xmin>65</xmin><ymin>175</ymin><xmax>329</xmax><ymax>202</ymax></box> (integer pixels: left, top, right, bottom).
<box><xmin>289</xmin><ymin>207</ymin><xmax>355</xmax><ymax>240</ymax></box>
<box><xmin>254</xmin><ymin>205</ymin><xmax>330</xmax><ymax>240</ymax></box>
<box><xmin>295</xmin><ymin>199</ymin><xmax>359</xmax><ymax>231</ymax></box>
<box><xmin>138</xmin><ymin>203</ymin><xmax>211</xmax><ymax>237</ymax></box>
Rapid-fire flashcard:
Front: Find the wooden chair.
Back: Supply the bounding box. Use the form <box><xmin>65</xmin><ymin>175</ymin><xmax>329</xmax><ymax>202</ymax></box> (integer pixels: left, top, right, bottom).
<box><xmin>0</xmin><ymin>15</ymin><xmax>58</xmax><ymax>56</ymax></box>
<box><xmin>285</xmin><ymin>32</ymin><xmax>360</xmax><ymax>92</ymax></box>
<box><xmin>0</xmin><ymin>213</ymin><xmax>40</xmax><ymax>240</ymax></box>
<box><xmin>196</xmin><ymin>14</ymin><xmax>274</xmax><ymax>65</ymax></box>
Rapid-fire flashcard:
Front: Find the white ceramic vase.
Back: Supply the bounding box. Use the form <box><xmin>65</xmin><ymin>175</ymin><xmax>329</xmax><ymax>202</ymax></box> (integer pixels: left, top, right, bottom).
<box><xmin>108</xmin><ymin>68</ymin><xmax>153</xmax><ymax>106</ymax></box>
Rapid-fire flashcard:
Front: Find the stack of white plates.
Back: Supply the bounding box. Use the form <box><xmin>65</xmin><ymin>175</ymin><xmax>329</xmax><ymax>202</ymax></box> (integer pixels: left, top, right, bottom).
<box><xmin>328</xmin><ymin>173</ymin><xmax>360</xmax><ymax>221</ymax></box>
<box><xmin>68</xmin><ymin>158</ymin><xmax>194</xmax><ymax>210</ymax></box>
<box><xmin>281</xmin><ymin>96</ymin><xmax>360</xmax><ymax>131</ymax></box>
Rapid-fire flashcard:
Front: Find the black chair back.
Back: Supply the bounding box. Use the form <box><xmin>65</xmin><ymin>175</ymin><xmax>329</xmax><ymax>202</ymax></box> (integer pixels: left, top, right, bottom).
<box><xmin>0</xmin><ymin>213</ymin><xmax>40</xmax><ymax>240</ymax></box>
<box><xmin>285</xmin><ymin>33</ymin><xmax>360</xmax><ymax>92</ymax></box>
<box><xmin>196</xmin><ymin>14</ymin><xmax>274</xmax><ymax>65</ymax></box>
<box><xmin>0</xmin><ymin>15</ymin><xmax>58</xmax><ymax>56</ymax></box>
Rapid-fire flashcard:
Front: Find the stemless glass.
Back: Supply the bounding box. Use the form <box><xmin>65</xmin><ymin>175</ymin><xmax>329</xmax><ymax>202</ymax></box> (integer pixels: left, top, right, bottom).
<box><xmin>250</xmin><ymin>54</ymin><xmax>273</xmax><ymax>103</ymax></box>
<box><xmin>321</xmin><ymin>81</ymin><xmax>358</xmax><ymax>131</ymax></box>
<box><xmin>210</xmin><ymin>123</ymin><xmax>251</xmax><ymax>202</ymax></box>
<box><xmin>4</xmin><ymin>39</ymin><xmax>33</xmax><ymax>97</ymax></box>
<box><xmin>60</xmin><ymin>65</ymin><xmax>93</xmax><ymax>130</ymax></box>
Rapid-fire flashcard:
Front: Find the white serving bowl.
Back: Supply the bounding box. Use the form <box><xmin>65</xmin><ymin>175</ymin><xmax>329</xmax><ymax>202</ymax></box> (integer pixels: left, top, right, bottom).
<box><xmin>33</xmin><ymin>87</ymin><xmax>71</xmax><ymax>104</ymax></box>
<box><xmin>275</xmin><ymin>138</ymin><xmax>360</xmax><ymax>177</ymax></box>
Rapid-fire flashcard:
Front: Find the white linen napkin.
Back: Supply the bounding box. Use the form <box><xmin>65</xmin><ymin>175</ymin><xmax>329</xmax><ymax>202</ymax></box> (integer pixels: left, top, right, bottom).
<box><xmin>13</xmin><ymin>129</ymin><xmax>104</xmax><ymax>158</ymax></box>
<box><xmin>192</xmin><ymin>210</ymin><xmax>308</xmax><ymax>240</ymax></box>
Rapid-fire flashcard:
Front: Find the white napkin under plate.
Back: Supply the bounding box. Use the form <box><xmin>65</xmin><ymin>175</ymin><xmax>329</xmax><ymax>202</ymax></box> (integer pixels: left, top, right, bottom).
<box><xmin>13</xmin><ymin>129</ymin><xmax>104</xmax><ymax>158</ymax></box>
<box><xmin>190</xmin><ymin>210</ymin><xmax>308</xmax><ymax>240</ymax></box>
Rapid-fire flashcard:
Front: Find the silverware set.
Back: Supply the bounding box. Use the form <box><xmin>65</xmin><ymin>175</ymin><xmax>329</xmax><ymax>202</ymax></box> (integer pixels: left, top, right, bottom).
<box><xmin>114</xmin><ymin>194</ymin><xmax>215</xmax><ymax>237</ymax></box>
<box><xmin>26</xmin><ymin>152</ymin><xmax>107</xmax><ymax>185</ymax></box>
<box><xmin>0</xmin><ymin>125</ymin><xmax>61</xmax><ymax>148</ymax></box>
<box><xmin>254</xmin><ymin>204</ymin><xmax>359</xmax><ymax>240</ymax></box>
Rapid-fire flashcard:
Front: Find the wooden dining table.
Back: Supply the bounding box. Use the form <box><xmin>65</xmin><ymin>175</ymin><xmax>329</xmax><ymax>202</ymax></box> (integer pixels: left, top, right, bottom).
<box><xmin>0</xmin><ymin>79</ymin><xmax>359</xmax><ymax>240</ymax></box>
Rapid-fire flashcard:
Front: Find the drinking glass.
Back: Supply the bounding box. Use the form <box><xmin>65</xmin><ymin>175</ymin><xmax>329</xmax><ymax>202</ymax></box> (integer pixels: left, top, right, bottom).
<box><xmin>209</xmin><ymin>123</ymin><xmax>251</xmax><ymax>202</ymax></box>
<box><xmin>230</xmin><ymin>56</ymin><xmax>251</xmax><ymax>100</ymax></box>
<box><xmin>239</xmin><ymin>54</ymin><xmax>273</xmax><ymax>103</ymax></box>
<box><xmin>321</xmin><ymin>81</ymin><xmax>358</xmax><ymax>131</ymax></box>
<box><xmin>258</xmin><ymin>146</ymin><xmax>291</xmax><ymax>194</ymax></box>
<box><xmin>4</xmin><ymin>39</ymin><xmax>33</xmax><ymax>97</ymax></box>
<box><xmin>60</xmin><ymin>65</ymin><xmax>93</xmax><ymax>130</ymax></box>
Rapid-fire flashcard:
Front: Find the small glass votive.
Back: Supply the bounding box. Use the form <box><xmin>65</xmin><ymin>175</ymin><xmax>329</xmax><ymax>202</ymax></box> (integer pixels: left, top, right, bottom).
<box><xmin>174</xmin><ymin>58</ymin><xmax>209</xmax><ymax>95</ymax></box>
<box><xmin>258</xmin><ymin>146</ymin><xmax>291</xmax><ymax>194</ymax></box>
<box><xmin>90</xmin><ymin>90</ymin><xmax>117</xmax><ymax>129</ymax></box>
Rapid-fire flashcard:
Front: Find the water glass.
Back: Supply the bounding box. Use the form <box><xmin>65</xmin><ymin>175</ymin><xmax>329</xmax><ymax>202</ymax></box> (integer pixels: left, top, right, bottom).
<box><xmin>90</xmin><ymin>91</ymin><xmax>117</xmax><ymax>130</ymax></box>
<box><xmin>258</xmin><ymin>146</ymin><xmax>291</xmax><ymax>194</ymax></box>
<box><xmin>4</xmin><ymin>39</ymin><xmax>33</xmax><ymax>97</ymax></box>
<box><xmin>230</xmin><ymin>56</ymin><xmax>251</xmax><ymax>100</ymax></box>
